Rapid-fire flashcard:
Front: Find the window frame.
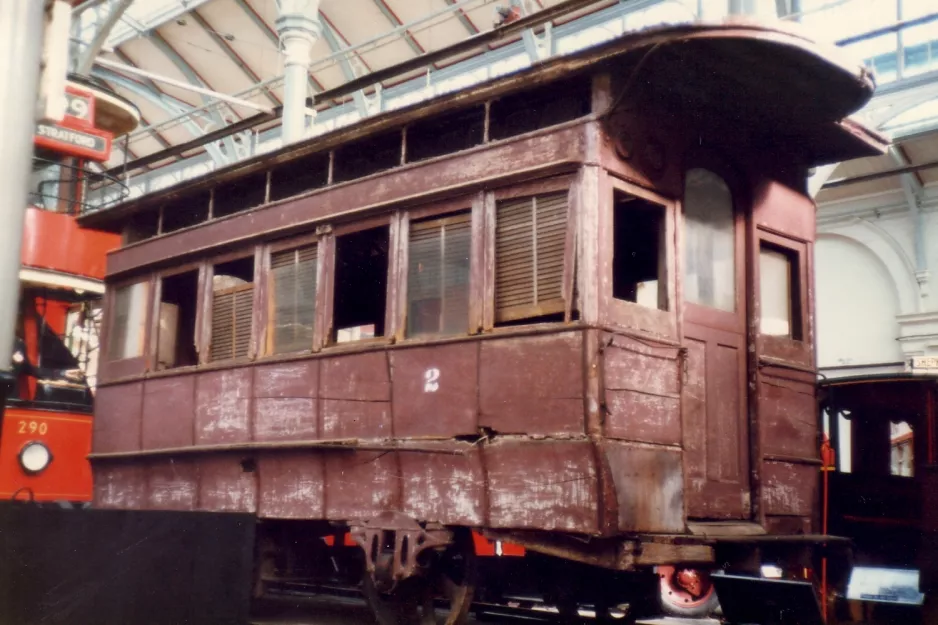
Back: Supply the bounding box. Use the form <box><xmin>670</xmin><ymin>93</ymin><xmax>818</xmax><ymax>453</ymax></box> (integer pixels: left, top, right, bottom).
<box><xmin>265</xmin><ymin>233</ymin><xmax>321</xmax><ymax>356</ymax></box>
<box><xmin>207</xmin><ymin>249</ymin><xmax>259</xmax><ymax>364</ymax></box>
<box><xmin>151</xmin><ymin>262</ymin><xmax>204</xmax><ymax>372</ymax></box>
<box><xmin>602</xmin><ymin>175</ymin><xmax>677</xmax><ymax>338</ymax></box>
<box><xmin>755</xmin><ymin>228</ymin><xmax>810</xmax><ymax>365</ymax></box>
<box><xmin>101</xmin><ymin>275</ymin><xmax>154</xmax><ymax>382</ymax></box>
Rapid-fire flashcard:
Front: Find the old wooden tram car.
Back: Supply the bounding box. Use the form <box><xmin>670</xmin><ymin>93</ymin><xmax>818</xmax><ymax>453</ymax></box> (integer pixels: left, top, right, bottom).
<box><xmin>0</xmin><ymin>77</ymin><xmax>137</xmax><ymax>506</ymax></box>
<box><xmin>81</xmin><ymin>19</ymin><xmax>888</xmax><ymax>622</ymax></box>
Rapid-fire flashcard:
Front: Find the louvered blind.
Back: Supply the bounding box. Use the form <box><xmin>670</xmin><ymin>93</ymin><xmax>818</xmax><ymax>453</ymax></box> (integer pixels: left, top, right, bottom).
<box><xmin>270</xmin><ymin>245</ymin><xmax>317</xmax><ymax>353</ymax></box>
<box><xmin>211</xmin><ymin>285</ymin><xmax>253</xmax><ymax>361</ymax></box>
<box><xmin>407</xmin><ymin>213</ymin><xmax>471</xmax><ymax>337</ymax></box>
<box><xmin>495</xmin><ymin>192</ymin><xmax>567</xmax><ymax>322</ymax></box>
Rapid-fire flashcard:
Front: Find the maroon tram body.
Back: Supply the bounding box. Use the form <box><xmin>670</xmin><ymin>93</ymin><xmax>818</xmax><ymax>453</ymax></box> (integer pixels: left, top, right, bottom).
<box><xmin>80</xmin><ymin>20</ymin><xmax>887</xmax><ymax>621</ymax></box>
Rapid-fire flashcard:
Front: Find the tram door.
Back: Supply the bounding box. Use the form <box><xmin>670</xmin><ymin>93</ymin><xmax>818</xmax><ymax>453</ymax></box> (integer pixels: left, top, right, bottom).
<box><xmin>681</xmin><ymin>168</ymin><xmax>750</xmax><ymax>519</ymax></box>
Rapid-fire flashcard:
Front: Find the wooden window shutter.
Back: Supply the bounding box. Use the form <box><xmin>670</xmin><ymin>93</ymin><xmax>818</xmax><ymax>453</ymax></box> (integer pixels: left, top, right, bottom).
<box><xmin>270</xmin><ymin>245</ymin><xmax>317</xmax><ymax>353</ymax></box>
<box><xmin>495</xmin><ymin>192</ymin><xmax>567</xmax><ymax>322</ymax></box>
<box><xmin>407</xmin><ymin>213</ymin><xmax>471</xmax><ymax>336</ymax></box>
<box><xmin>211</xmin><ymin>285</ymin><xmax>253</xmax><ymax>361</ymax></box>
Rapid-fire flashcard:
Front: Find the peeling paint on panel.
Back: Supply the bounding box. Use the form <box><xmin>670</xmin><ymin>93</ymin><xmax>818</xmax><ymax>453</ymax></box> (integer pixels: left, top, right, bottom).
<box><xmin>199</xmin><ymin>456</ymin><xmax>258</xmax><ymax>513</ymax></box>
<box><xmin>321</xmin><ymin>399</ymin><xmax>391</xmax><ymax>440</ymax></box>
<box><xmin>93</xmin><ymin>383</ymin><xmax>143</xmax><ymax>453</ymax></box>
<box><xmin>254</xmin><ymin>398</ymin><xmax>318</xmax><ymax>442</ymax></box>
<box><xmin>763</xmin><ymin>461</ymin><xmax>817</xmax><ymax>517</ymax></box>
<box><xmin>147</xmin><ymin>459</ymin><xmax>198</xmax><ymax>511</ymax></box>
<box><xmin>399</xmin><ymin>446</ymin><xmax>484</xmax><ymax>526</ymax></box>
<box><xmin>93</xmin><ymin>463</ymin><xmax>146</xmax><ymax>509</ymax></box>
<box><xmin>257</xmin><ymin>453</ymin><xmax>324</xmax><ymax>519</ymax></box>
<box><xmin>325</xmin><ymin>452</ymin><xmax>399</xmax><ymax>520</ymax></box>
<box><xmin>142</xmin><ymin>376</ymin><xmax>195</xmax><ymax>449</ymax></box>
<box><xmin>196</xmin><ymin>369</ymin><xmax>252</xmax><ymax>444</ymax></box>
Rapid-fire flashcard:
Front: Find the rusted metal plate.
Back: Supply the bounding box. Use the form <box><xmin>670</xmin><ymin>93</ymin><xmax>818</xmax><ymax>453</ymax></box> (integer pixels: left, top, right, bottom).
<box><xmin>760</xmin><ymin>375</ymin><xmax>818</xmax><ymax>460</ymax></box>
<box><xmin>399</xmin><ymin>446</ymin><xmax>484</xmax><ymax>526</ymax></box>
<box><xmin>479</xmin><ymin>332</ymin><xmax>584</xmax><ymax>435</ymax></box>
<box><xmin>324</xmin><ymin>451</ymin><xmax>399</xmax><ymax>520</ymax></box>
<box><xmin>321</xmin><ymin>399</ymin><xmax>391</xmax><ymax>439</ymax></box>
<box><xmin>762</xmin><ymin>461</ymin><xmax>817</xmax><ymax>517</ymax></box>
<box><xmin>147</xmin><ymin>459</ymin><xmax>198</xmax><ymax>511</ymax></box>
<box><xmin>764</xmin><ymin>515</ymin><xmax>811</xmax><ymax>535</ymax></box>
<box><xmin>198</xmin><ymin>456</ymin><xmax>258</xmax><ymax>513</ymax></box>
<box><xmin>257</xmin><ymin>453</ymin><xmax>324</xmax><ymax>519</ymax></box>
<box><xmin>390</xmin><ymin>343</ymin><xmax>479</xmax><ymax>438</ymax></box>
<box><xmin>93</xmin><ymin>463</ymin><xmax>146</xmax><ymax>509</ymax></box>
<box><xmin>195</xmin><ymin>369</ymin><xmax>252</xmax><ymax>445</ymax></box>
<box><xmin>602</xmin><ymin>442</ymin><xmax>684</xmax><ymax>533</ymax></box>
<box><xmin>253</xmin><ymin>361</ymin><xmax>319</xmax><ymax>442</ymax></box>
<box><xmin>485</xmin><ymin>439</ymin><xmax>597</xmax><ymax>532</ymax></box>
<box><xmin>94</xmin><ymin>383</ymin><xmax>143</xmax><ymax>453</ymax></box>
<box><xmin>141</xmin><ymin>376</ymin><xmax>195</xmax><ymax>450</ymax></box>
<box><xmin>320</xmin><ymin>352</ymin><xmax>390</xmax><ymax>402</ymax></box>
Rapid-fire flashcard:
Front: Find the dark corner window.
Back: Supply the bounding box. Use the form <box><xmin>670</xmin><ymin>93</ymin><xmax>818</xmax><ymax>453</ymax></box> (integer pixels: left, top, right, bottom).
<box><xmin>161</xmin><ymin>190</ymin><xmax>211</xmax><ymax>234</ymax></box>
<box><xmin>333</xmin><ymin>226</ymin><xmax>388</xmax><ymax>343</ymax></box>
<box><xmin>495</xmin><ymin>192</ymin><xmax>567</xmax><ymax>325</ymax></box>
<box><xmin>332</xmin><ymin>131</ymin><xmax>402</xmax><ymax>184</ymax></box>
<box><xmin>107</xmin><ymin>281</ymin><xmax>149</xmax><ymax>361</ymax></box>
<box><xmin>156</xmin><ymin>270</ymin><xmax>199</xmax><ymax>369</ymax></box>
<box><xmin>407</xmin><ymin>212</ymin><xmax>471</xmax><ymax>337</ymax></box>
<box><xmin>125</xmin><ymin>210</ymin><xmax>160</xmax><ymax>244</ymax></box>
<box><xmin>759</xmin><ymin>242</ymin><xmax>802</xmax><ymax>340</ymax></box>
<box><xmin>488</xmin><ymin>76</ymin><xmax>591</xmax><ymax>142</ymax></box>
<box><xmin>269</xmin><ymin>244</ymin><xmax>318</xmax><ymax>354</ymax></box>
<box><xmin>407</xmin><ymin>107</ymin><xmax>485</xmax><ymax>163</ymax></box>
<box><xmin>683</xmin><ymin>168</ymin><xmax>735</xmax><ymax>312</ymax></box>
<box><xmin>269</xmin><ymin>154</ymin><xmax>330</xmax><ymax>203</ymax></box>
<box><xmin>612</xmin><ymin>191</ymin><xmax>667</xmax><ymax>311</ymax></box>
<box><xmin>211</xmin><ymin>257</ymin><xmax>254</xmax><ymax>361</ymax></box>
<box><xmin>214</xmin><ymin>172</ymin><xmax>268</xmax><ymax>219</ymax></box>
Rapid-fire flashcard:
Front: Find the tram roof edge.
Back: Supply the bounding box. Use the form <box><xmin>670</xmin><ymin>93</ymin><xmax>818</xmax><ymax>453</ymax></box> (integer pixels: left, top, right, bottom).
<box><xmin>81</xmin><ymin>18</ymin><xmax>888</xmax><ymax>231</ymax></box>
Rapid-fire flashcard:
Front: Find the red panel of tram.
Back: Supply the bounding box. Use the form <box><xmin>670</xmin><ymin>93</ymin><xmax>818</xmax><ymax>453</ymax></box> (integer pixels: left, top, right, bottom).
<box><xmin>20</xmin><ymin>207</ymin><xmax>119</xmax><ymax>280</ymax></box>
<box><xmin>0</xmin><ymin>406</ymin><xmax>92</xmax><ymax>502</ymax></box>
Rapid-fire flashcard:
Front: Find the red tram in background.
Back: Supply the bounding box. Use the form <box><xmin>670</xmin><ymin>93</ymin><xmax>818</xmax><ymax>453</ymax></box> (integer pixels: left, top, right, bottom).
<box><xmin>78</xmin><ymin>19</ymin><xmax>888</xmax><ymax>623</ymax></box>
<box><xmin>0</xmin><ymin>77</ymin><xmax>137</xmax><ymax>505</ymax></box>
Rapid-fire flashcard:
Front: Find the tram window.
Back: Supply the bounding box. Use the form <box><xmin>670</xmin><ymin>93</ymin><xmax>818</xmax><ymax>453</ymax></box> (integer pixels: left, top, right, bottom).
<box><xmin>759</xmin><ymin>243</ymin><xmax>802</xmax><ymax>339</ymax></box>
<box><xmin>333</xmin><ymin>226</ymin><xmax>388</xmax><ymax>343</ymax></box>
<box><xmin>333</xmin><ymin>131</ymin><xmax>402</xmax><ymax>184</ymax></box>
<box><xmin>107</xmin><ymin>281</ymin><xmax>149</xmax><ymax>361</ymax></box>
<box><xmin>612</xmin><ymin>192</ymin><xmax>666</xmax><ymax>311</ymax></box>
<box><xmin>161</xmin><ymin>191</ymin><xmax>210</xmax><ymax>234</ymax></box>
<box><xmin>214</xmin><ymin>172</ymin><xmax>267</xmax><ymax>218</ymax></box>
<box><xmin>156</xmin><ymin>271</ymin><xmax>199</xmax><ymax>369</ymax></box>
<box><xmin>269</xmin><ymin>244</ymin><xmax>318</xmax><ymax>354</ymax></box>
<box><xmin>407</xmin><ymin>107</ymin><xmax>485</xmax><ymax>163</ymax></box>
<box><xmin>269</xmin><ymin>154</ymin><xmax>329</xmax><ymax>202</ymax></box>
<box><xmin>211</xmin><ymin>257</ymin><xmax>255</xmax><ymax>362</ymax></box>
<box><xmin>125</xmin><ymin>210</ymin><xmax>160</xmax><ymax>244</ymax></box>
<box><xmin>488</xmin><ymin>76</ymin><xmax>591</xmax><ymax>142</ymax></box>
<box><xmin>495</xmin><ymin>192</ymin><xmax>567</xmax><ymax>324</ymax></box>
<box><xmin>407</xmin><ymin>212</ymin><xmax>471</xmax><ymax>337</ymax></box>
<box><xmin>683</xmin><ymin>168</ymin><xmax>735</xmax><ymax>311</ymax></box>
<box><xmin>890</xmin><ymin>421</ymin><xmax>914</xmax><ymax>477</ymax></box>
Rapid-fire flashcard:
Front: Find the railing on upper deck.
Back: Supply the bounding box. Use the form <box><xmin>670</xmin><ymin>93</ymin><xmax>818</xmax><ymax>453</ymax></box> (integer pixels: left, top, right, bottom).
<box><xmin>29</xmin><ymin>157</ymin><xmax>130</xmax><ymax>216</ymax></box>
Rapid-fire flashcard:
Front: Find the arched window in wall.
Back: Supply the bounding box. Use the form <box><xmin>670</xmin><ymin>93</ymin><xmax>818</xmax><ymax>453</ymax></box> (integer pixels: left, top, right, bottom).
<box><xmin>682</xmin><ymin>168</ymin><xmax>735</xmax><ymax>312</ymax></box>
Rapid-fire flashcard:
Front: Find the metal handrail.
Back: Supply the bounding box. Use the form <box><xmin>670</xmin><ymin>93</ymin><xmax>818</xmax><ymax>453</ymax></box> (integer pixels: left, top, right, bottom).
<box><xmin>29</xmin><ymin>157</ymin><xmax>130</xmax><ymax>215</ymax></box>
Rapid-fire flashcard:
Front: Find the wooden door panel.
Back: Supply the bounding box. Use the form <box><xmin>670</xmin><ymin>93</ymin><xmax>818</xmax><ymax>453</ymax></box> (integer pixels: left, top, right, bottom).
<box><xmin>684</xmin><ymin>322</ymin><xmax>750</xmax><ymax>519</ymax></box>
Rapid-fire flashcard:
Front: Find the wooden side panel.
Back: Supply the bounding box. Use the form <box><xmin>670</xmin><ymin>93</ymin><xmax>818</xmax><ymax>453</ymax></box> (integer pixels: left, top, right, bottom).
<box><xmin>321</xmin><ymin>400</ymin><xmax>391</xmax><ymax>439</ymax></box>
<box><xmin>93</xmin><ymin>463</ymin><xmax>146</xmax><ymax>509</ymax></box>
<box><xmin>760</xmin><ymin>374</ymin><xmax>817</xmax><ymax>460</ymax></box>
<box><xmin>399</xmin><ymin>447</ymin><xmax>485</xmax><ymax>526</ymax></box>
<box><xmin>253</xmin><ymin>361</ymin><xmax>319</xmax><ymax>442</ymax></box>
<box><xmin>602</xmin><ymin>335</ymin><xmax>680</xmax><ymax>445</ymax></box>
<box><xmin>147</xmin><ymin>459</ymin><xmax>198</xmax><ymax>511</ymax></box>
<box><xmin>195</xmin><ymin>369</ymin><xmax>253</xmax><ymax>444</ymax></box>
<box><xmin>198</xmin><ymin>457</ymin><xmax>258</xmax><ymax>513</ymax></box>
<box><xmin>603</xmin><ymin>442</ymin><xmax>684</xmax><ymax>533</ymax></box>
<box><xmin>141</xmin><ymin>376</ymin><xmax>195</xmax><ymax>450</ymax></box>
<box><xmin>93</xmin><ymin>383</ymin><xmax>143</xmax><ymax>453</ymax></box>
<box><xmin>324</xmin><ymin>452</ymin><xmax>399</xmax><ymax>520</ymax></box>
<box><xmin>479</xmin><ymin>332</ymin><xmax>584</xmax><ymax>435</ymax></box>
<box><xmin>320</xmin><ymin>352</ymin><xmax>391</xmax><ymax>401</ymax></box>
<box><xmin>390</xmin><ymin>343</ymin><xmax>478</xmax><ymax>438</ymax></box>
<box><xmin>485</xmin><ymin>440</ymin><xmax>598</xmax><ymax>532</ymax></box>
<box><xmin>762</xmin><ymin>460</ymin><xmax>817</xmax><ymax>517</ymax></box>
<box><xmin>257</xmin><ymin>453</ymin><xmax>324</xmax><ymax>519</ymax></box>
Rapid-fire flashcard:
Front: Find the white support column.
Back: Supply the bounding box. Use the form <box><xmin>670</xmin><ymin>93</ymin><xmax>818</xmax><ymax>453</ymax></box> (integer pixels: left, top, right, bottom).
<box><xmin>276</xmin><ymin>0</ymin><xmax>322</xmax><ymax>145</ymax></box>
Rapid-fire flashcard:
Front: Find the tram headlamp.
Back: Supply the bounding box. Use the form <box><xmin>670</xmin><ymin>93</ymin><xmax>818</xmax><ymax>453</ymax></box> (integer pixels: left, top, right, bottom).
<box><xmin>19</xmin><ymin>442</ymin><xmax>52</xmax><ymax>475</ymax></box>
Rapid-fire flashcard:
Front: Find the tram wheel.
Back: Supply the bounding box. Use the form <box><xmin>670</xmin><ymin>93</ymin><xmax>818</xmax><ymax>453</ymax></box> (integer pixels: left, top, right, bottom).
<box><xmin>361</xmin><ymin>529</ymin><xmax>476</xmax><ymax>625</ymax></box>
<box><xmin>656</xmin><ymin>565</ymin><xmax>719</xmax><ymax>618</ymax></box>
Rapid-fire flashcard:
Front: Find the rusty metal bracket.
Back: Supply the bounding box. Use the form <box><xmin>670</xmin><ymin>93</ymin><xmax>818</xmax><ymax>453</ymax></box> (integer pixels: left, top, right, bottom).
<box><xmin>350</xmin><ymin>512</ymin><xmax>453</xmax><ymax>590</ymax></box>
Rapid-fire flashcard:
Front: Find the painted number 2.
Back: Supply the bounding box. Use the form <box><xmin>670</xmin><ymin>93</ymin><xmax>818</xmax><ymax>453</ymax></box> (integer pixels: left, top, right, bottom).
<box><xmin>423</xmin><ymin>368</ymin><xmax>440</xmax><ymax>393</ymax></box>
